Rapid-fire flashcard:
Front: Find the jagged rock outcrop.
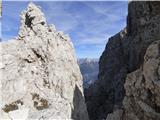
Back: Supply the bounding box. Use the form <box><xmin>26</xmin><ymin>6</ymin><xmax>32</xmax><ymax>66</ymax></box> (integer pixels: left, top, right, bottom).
<box><xmin>85</xmin><ymin>28</ymin><xmax>128</xmax><ymax>120</ymax></box>
<box><xmin>0</xmin><ymin>3</ymin><xmax>88</xmax><ymax>120</ymax></box>
<box><xmin>86</xmin><ymin>1</ymin><xmax>160</xmax><ymax>120</ymax></box>
<box><xmin>106</xmin><ymin>40</ymin><xmax>160</xmax><ymax>120</ymax></box>
<box><xmin>122</xmin><ymin>40</ymin><xmax>160</xmax><ymax>120</ymax></box>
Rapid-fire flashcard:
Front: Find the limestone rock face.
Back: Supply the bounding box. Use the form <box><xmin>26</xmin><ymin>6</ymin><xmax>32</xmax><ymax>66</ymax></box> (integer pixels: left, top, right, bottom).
<box><xmin>0</xmin><ymin>3</ymin><xmax>88</xmax><ymax>120</ymax></box>
<box><xmin>86</xmin><ymin>1</ymin><xmax>160</xmax><ymax>120</ymax></box>
<box><xmin>123</xmin><ymin>40</ymin><xmax>160</xmax><ymax>120</ymax></box>
<box><xmin>85</xmin><ymin>29</ymin><xmax>128</xmax><ymax>120</ymax></box>
<box><xmin>106</xmin><ymin>109</ymin><xmax>123</xmax><ymax>120</ymax></box>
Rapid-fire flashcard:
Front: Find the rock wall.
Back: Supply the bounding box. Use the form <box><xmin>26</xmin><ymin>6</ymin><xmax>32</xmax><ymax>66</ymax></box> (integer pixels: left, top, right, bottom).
<box><xmin>86</xmin><ymin>1</ymin><xmax>160</xmax><ymax>120</ymax></box>
<box><xmin>123</xmin><ymin>40</ymin><xmax>160</xmax><ymax>120</ymax></box>
<box><xmin>0</xmin><ymin>3</ymin><xmax>89</xmax><ymax>120</ymax></box>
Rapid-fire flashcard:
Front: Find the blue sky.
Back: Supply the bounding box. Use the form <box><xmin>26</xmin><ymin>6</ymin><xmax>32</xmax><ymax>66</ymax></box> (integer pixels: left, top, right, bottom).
<box><xmin>2</xmin><ymin>1</ymin><xmax>128</xmax><ymax>58</ymax></box>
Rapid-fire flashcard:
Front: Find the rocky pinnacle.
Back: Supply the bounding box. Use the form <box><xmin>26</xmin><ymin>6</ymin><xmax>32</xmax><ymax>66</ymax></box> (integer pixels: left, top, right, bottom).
<box><xmin>0</xmin><ymin>3</ymin><xmax>89</xmax><ymax>120</ymax></box>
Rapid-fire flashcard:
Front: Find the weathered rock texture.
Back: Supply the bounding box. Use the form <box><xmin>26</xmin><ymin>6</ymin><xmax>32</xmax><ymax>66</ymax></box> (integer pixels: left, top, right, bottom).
<box><xmin>123</xmin><ymin>40</ymin><xmax>160</xmax><ymax>120</ymax></box>
<box><xmin>0</xmin><ymin>3</ymin><xmax>88</xmax><ymax>120</ymax></box>
<box><xmin>86</xmin><ymin>1</ymin><xmax>160</xmax><ymax>120</ymax></box>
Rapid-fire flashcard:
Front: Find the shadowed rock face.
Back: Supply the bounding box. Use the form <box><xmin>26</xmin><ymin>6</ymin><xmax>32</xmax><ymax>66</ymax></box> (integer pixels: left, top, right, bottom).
<box><xmin>85</xmin><ymin>1</ymin><xmax>160</xmax><ymax>120</ymax></box>
<box><xmin>0</xmin><ymin>3</ymin><xmax>88</xmax><ymax>120</ymax></box>
<box><xmin>72</xmin><ymin>85</ymin><xmax>89</xmax><ymax>120</ymax></box>
<box><xmin>123</xmin><ymin>40</ymin><xmax>160</xmax><ymax>120</ymax></box>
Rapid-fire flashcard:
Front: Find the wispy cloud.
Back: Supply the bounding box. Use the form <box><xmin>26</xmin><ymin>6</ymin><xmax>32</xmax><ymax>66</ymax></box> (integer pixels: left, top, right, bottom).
<box><xmin>74</xmin><ymin>32</ymin><xmax>111</xmax><ymax>45</ymax></box>
<box><xmin>40</xmin><ymin>2</ymin><xmax>79</xmax><ymax>33</ymax></box>
<box><xmin>2</xmin><ymin>1</ymin><xmax>128</xmax><ymax>58</ymax></box>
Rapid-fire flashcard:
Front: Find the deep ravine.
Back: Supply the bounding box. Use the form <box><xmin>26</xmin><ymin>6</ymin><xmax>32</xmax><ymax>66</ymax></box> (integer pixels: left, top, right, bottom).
<box><xmin>1</xmin><ymin>1</ymin><xmax>160</xmax><ymax>120</ymax></box>
<box><xmin>85</xmin><ymin>1</ymin><xmax>160</xmax><ymax>120</ymax></box>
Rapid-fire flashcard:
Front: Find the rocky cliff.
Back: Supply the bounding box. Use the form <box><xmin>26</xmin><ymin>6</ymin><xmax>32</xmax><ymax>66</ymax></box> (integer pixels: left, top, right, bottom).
<box><xmin>122</xmin><ymin>40</ymin><xmax>160</xmax><ymax>120</ymax></box>
<box><xmin>0</xmin><ymin>3</ymin><xmax>88</xmax><ymax>120</ymax></box>
<box><xmin>86</xmin><ymin>1</ymin><xmax>160</xmax><ymax>120</ymax></box>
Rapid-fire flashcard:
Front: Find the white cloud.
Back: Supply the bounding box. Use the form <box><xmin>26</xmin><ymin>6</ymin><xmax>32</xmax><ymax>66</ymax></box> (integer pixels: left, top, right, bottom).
<box><xmin>75</xmin><ymin>32</ymin><xmax>111</xmax><ymax>45</ymax></box>
<box><xmin>2</xmin><ymin>1</ymin><xmax>127</xmax><ymax>58</ymax></box>
<box><xmin>39</xmin><ymin>1</ymin><xmax>127</xmax><ymax>47</ymax></box>
<box><xmin>42</xmin><ymin>2</ymin><xmax>79</xmax><ymax>33</ymax></box>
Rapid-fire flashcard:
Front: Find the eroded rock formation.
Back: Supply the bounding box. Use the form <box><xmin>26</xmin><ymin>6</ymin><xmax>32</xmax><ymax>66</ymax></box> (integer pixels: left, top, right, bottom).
<box><xmin>0</xmin><ymin>3</ymin><xmax>88</xmax><ymax>120</ymax></box>
<box><xmin>86</xmin><ymin>1</ymin><xmax>160</xmax><ymax>120</ymax></box>
<box><xmin>123</xmin><ymin>40</ymin><xmax>160</xmax><ymax>120</ymax></box>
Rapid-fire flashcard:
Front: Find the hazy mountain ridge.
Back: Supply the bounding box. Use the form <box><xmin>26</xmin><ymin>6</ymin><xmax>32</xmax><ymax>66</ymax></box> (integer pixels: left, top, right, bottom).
<box><xmin>78</xmin><ymin>58</ymin><xmax>99</xmax><ymax>88</ymax></box>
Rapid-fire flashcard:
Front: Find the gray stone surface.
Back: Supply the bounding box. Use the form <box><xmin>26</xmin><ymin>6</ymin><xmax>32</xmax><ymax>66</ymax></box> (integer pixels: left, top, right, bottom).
<box><xmin>106</xmin><ymin>109</ymin><xmax>123</xmax><ymax>120</ymax></box>
<box><xmin>85</xmin><ymin>1</ymin><xmax>160</xmax><ymax>120</ymax></box>
<box><xmin>0</xmin><ymin>3</ymin><xmax>89</xmax><ymax>120</ymax></box>
<box><xmin>123</xmin><ymin>40</ymin><xmax>160</xmax><ymax>120</ymax></box>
